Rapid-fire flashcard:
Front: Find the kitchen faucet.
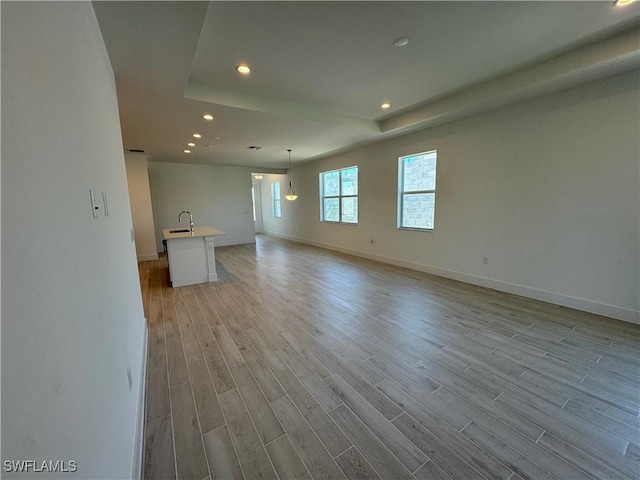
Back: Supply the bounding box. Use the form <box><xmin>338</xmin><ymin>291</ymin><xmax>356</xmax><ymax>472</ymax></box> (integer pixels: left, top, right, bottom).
<box><xmin>178</xmin><ymin>210</ymin><xmax>194</xmax><ymax>232</ymax></box>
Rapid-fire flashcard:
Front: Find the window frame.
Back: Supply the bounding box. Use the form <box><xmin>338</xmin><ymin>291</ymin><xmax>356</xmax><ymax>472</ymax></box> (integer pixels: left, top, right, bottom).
<box><xmin>319</xmin><ymin>166</ymin><xmax>358</xmax><ymax>224</ymax></box>
<box><xmin>271</xmin><ymin>181</ymin><xmax>282</xmax><ymax>218</ymax></box>
<box><xmin>397</xmin><ymin>150</ymin><xmax>437</xmax><ymax>231</ymax></box>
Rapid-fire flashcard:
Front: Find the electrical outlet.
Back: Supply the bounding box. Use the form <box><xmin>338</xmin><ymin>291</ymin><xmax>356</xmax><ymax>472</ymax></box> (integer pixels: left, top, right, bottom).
<box><xmin>127</xmin><ymin>365</ymin><xmax>133</xmax><ymax>391</ymax></box>
<box><xmin>369</xmin><ymin>237</ymin><xmax>374</xmax><ymax>244</ymax></box>
<box><xmin>482</xmin><ymin>256</ymin><xmax>489</xmax><ymax>265</ymax></box>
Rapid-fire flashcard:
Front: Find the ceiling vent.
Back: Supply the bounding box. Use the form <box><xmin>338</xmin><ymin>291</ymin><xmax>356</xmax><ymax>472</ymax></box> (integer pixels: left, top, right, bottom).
<box><xmin>127</xmin><ymin>148</ymin><xmax>145</xmax><ymax>153</ymax></box>
<box><xmin>247</xmin><ymin>145</ymin><xmax>262</xmax><ymax>150</ymax></box>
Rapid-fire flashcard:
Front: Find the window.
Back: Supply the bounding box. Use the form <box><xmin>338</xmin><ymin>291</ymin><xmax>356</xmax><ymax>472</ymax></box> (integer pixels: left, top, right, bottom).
<box><xmin>271</xmin><ymin>182</ymin><xmax>281</xmax><ymax>218</ymax></box>
<box><xmin>320</xmin><ymin>166</ymin><xmax>358</xmax><ymax>224</ymax></box>
<box><xmin>398</xmin><ymin>151</ymin><xmax>437</xmax><ymax>230</ymax></box>
<box><xmin>251</xmin><ymin>187</ymin><xmax>256</xmax><ymax>221</ymax></box>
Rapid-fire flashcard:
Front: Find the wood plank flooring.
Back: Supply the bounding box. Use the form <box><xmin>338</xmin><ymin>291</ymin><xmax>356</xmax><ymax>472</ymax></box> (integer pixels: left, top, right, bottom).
<box><xmin>139</xmin><ymin>235</ymin><xmax>640</xmax><ymax>480</ymax></box>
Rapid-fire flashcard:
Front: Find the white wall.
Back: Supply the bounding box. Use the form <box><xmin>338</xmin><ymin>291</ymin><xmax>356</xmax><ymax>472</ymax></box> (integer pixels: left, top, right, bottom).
<box><xmin>125</xmin><ymin>154</ymin><xmax>159</xmax><ymax>261</ymax></box>
<box><xmin>148</xmin><ymin>162</ymin><xmax>256</xmax><ymax>249</ymax></box>
<box><xmin>260</xmin><ymin>71</ymin><xmax>640</xmax><ymax>323</ymax></box>
<box><xmin>2</xmin><ymin>3</ymin><xmax>147</xmax><ymax>478</ymax></box>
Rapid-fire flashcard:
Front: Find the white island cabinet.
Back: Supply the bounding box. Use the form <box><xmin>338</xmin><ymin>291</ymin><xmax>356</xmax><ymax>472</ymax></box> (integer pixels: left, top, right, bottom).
<box><xmin>162</xmin><ymin>227</ymin><xmax>226</xmax><ymax>287</ymax></box>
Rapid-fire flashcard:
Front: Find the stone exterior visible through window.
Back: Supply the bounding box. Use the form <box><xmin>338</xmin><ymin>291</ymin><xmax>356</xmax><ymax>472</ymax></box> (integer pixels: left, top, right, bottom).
<box><xmin>320</xmin><ymin>166</ymin><xmax>358</xmax><ymax>224</ymax></box>
<box><xmin>398</xmin><ymin>151</ymin><xmax>436</xmax><ymax>230</ymax></box>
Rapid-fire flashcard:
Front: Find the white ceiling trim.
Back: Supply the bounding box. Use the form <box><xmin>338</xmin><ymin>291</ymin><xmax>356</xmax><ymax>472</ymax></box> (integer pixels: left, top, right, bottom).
<box><xmin>381</xmin><ymin>28</ymin><xmax>640</xmax><ymax>135</ymax></box>
<box><xmin>184</xmin><ymin>82</ymin><xmax>381</xmax><ymax>132</ymax></box>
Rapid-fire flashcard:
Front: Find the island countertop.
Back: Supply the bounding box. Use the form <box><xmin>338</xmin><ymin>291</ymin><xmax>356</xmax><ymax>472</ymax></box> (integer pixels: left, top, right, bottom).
<box><xmin>162</xmin><ymin>226</ymin><xmax>226</xmax><ymax>240</ymax></box>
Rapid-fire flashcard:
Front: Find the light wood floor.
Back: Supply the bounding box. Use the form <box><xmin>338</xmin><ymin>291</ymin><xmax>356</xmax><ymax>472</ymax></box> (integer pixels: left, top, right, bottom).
<box><xmin>139</xmin><ymin>235</ymin><xmax>640</xmax><ymax>480</ymax></box>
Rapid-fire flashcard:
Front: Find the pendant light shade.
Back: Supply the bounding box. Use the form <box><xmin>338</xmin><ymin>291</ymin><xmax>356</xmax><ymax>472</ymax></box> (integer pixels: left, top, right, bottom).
<box><xmin>284</xmin><ymin>149</ymin><xmax>298</xmax><ymax>201</ymax></box>
<box><xmin>285</xmin><ymin>184</ymin><xmax>298</xmax><ymax>201</ymax></box>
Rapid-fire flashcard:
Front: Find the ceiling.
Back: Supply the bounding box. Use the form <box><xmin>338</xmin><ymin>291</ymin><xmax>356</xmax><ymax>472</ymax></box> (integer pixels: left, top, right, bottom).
<box><xmin>93</xmin><ymin>1</ymin><xmax>640</xmax><ymax>170</ymax></box>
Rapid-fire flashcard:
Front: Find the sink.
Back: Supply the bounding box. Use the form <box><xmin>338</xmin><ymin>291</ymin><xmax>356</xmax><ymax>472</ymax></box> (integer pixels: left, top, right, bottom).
<box><xmin>169</xmin><ymin>229</ymin><xmax>191</xmax><ymax>233</ymax></box>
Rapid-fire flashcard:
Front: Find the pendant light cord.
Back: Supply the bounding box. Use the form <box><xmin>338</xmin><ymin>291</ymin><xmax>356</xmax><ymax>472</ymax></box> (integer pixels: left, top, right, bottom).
<box><xmin>285</xmin><ymin>148</ymin><xmax>298</xmax><ymax>200</ymax></box>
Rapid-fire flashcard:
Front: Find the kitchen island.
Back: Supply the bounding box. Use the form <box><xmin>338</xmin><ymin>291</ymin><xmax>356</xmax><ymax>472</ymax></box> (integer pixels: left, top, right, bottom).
<box><xmin>162</xmin><ymin>227</ymin><xmax>226</xmax><ymax>287</ymax></box>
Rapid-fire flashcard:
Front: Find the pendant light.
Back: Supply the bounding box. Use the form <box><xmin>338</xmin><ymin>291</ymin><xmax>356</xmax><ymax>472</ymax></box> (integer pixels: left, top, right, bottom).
<box><xmin>284</xmin><ymin>149</ymin><xmax>298</xmax><ymax>201</ymax></box>
<box><xmin>253</xmin><ymin>173</ymin><xmax>264</xmax><ymax>180</ymax></box>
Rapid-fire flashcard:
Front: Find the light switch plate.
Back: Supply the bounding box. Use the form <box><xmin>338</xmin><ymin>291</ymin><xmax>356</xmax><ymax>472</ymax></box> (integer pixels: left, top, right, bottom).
<box><xmin>89</xmin><ymin>189</ymin><xmax>99</xmax><ymax>218</ymax></box>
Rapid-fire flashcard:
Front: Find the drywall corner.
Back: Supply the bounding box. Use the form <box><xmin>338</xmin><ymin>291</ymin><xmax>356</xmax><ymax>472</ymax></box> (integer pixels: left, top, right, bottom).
<box><xmin>125</xmin><ymin>154</ymin><xmax>159</xmax><ymax>260</ymax></box>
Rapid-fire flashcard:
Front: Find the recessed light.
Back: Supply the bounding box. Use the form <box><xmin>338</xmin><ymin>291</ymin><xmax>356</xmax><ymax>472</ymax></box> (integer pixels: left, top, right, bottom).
<box><xmin>236</xmin><ymin>64</ymin><xmax>251</xmax><ymax>74</ymax></box>
<box><xmin>614</xmin><ymin>0</ymin><xmax>636</xmax><ymax>5</ymax></box>
<box><xmin>381</xmin><ymin>102</ymin><xmax>391</xmax><ymax>109</ymax></box>
<box><xmin>213</xmin><ymin>136</ymin><xmax>221</xmax><ymax>140</ymax></box>
<box><xmin>202</xmin><ymin>114</ymin><xmax>214</xmax><ymax>121</ymax></box>
<box><xmin>192</xmin><ymin>133</ymin><xmax>202</xmax><ymax>138</ymax></box>
<box><xmin>183</xmin><ymin>149</ymin><xmax>191</xmax><ymax>154</ymax></box>
<box><xmin>393</xmin><ymin>37</ymin><xmax>409</xmax><ymax>47</ymax></box>
<box><xmin>187</xmin><ymin>142</ymin><xmax>195</xmax><ymax>147</ymax></box>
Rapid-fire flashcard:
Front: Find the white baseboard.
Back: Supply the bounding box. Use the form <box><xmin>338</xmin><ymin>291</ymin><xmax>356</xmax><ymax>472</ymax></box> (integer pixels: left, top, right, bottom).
<box><xmin>131</xmin><ymin>320</ymin><xmax>149</xmax><ymax>480</ymax></box>
<box><xmin>137</xmin><ymin>253</ymin><xmax>158</xmax><ymax>262</ymax></box>
<box><xmin>265</xmin><ymin>232</ymin><xmax>640</xmax><ymax>325</ymax></box>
